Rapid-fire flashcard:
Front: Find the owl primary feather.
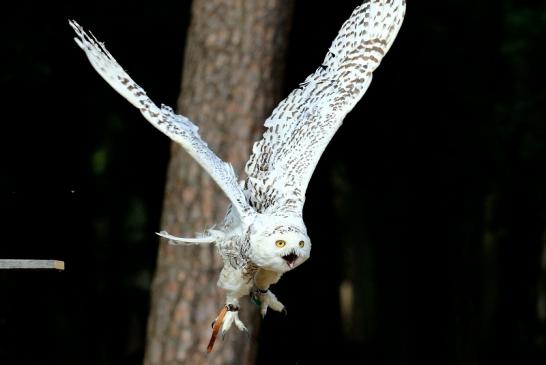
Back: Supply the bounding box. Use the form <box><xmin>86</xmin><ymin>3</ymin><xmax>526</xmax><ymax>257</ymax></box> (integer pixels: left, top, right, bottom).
<box><xmin>70</xmin><ymin>0</ymin><xmax>406</xmax><ymax>352</ymax></box>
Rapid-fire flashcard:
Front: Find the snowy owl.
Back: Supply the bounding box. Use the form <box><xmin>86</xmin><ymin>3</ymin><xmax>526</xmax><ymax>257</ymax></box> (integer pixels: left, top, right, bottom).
<box><xmin>70</xmin><ymin>0</ymin><xmax>405</xmax><ymax>352</ymax></box>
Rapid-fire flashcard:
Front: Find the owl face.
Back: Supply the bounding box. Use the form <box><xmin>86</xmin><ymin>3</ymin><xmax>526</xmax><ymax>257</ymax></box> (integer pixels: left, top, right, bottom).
<box><xmin>248</xmin><ymin>216</ymin><xmax>311</xmax><ymax>273</ymax></box>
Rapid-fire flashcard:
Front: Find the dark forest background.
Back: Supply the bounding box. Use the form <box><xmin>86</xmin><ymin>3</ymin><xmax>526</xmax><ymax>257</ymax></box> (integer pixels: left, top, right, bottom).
<box><xmin>1</xmin><ymin>1</ymin><xmax>545</xmax><ymax>364</ymax></box>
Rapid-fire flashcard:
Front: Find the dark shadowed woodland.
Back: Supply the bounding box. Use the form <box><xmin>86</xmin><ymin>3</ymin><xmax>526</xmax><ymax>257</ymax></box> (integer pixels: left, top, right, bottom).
<box><xmin>1</xmin><ymin>1</ymin><xmax>545</xmax><ymax>364</ymax></box>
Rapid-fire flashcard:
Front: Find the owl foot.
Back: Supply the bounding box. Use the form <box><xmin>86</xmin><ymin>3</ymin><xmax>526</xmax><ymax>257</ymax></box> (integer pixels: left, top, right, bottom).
<box><xmin>251</xmin><ymin>289</ymin><xmax>286</xmax><ymax>318</ymax></box>
<box><xmin>207</xmin><ymin>304</ymin><xmax>248</xmax><ymax>353</ymax></box>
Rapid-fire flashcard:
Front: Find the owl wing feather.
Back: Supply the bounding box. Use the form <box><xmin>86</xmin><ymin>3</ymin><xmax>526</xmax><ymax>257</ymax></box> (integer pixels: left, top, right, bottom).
<box><xmin>69</xmin><ymin>20</ymin><xmax>253</xmax><ymax>221</ymax></box>
<box><xmin>244</xmin><ymin>0</ymin><xmax>406</xmax><ymax>216</ymax></box>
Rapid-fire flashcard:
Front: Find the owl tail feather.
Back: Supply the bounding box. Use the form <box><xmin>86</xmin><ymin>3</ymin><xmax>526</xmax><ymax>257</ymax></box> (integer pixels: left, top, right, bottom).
<box><xmin>156</xmin><ymin>231</ymin><xmax>216</xmax><ymax>245</ymax></box>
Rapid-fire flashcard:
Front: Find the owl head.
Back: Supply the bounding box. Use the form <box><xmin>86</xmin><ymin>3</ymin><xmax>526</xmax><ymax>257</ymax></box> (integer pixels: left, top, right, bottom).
<box><xmin>248</xmin><ymin>214</ymin><xmax>311</xmax><ymax>273</ymax></box>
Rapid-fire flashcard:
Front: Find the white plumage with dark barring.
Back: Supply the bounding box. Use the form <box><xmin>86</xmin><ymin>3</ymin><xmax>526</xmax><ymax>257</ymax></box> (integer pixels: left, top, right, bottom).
<box><xmin>69</xmin><ymin>0</ymin><xmax>406</xmax><ymax>352</ymax></box>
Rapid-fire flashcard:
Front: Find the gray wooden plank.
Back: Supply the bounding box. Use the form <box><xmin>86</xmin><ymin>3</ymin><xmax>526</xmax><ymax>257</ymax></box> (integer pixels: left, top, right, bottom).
<box><xmin>0</xmin><ymin>260</ymin><xmax>65</xmax><ymax>270</ymax></box>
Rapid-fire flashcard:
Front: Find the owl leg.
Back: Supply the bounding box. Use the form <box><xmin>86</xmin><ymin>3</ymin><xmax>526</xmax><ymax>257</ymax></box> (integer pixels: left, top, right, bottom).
<box><xmin>251</xmin><ymin>288</ymin><xmax>286</xmax><ymax>318</ymax></box>
<box><xmin>252</xmin><ymin>269</ymin><xmax>285</xmax><ymax>318</ymax></box>
<box><xmin>207</xmin><ymin>301</ymin><xmax>246</xmax><ymax>352</ymax></box>
<box><xmin>207</xmin><ymin>295</ymin><xmax>249</xmax><ymax>352</ymax></box>
<box><xmin>222</xmin><ymin>297</ymin><xmax>248</xmax><ymax>336</ymax></box>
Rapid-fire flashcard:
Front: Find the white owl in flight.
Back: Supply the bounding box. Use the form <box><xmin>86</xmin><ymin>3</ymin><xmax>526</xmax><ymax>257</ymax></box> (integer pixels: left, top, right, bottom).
<box><xmin>70</xmin><ymin>0</ymin><xmax>405</xmax><ymax>352</ymax></box>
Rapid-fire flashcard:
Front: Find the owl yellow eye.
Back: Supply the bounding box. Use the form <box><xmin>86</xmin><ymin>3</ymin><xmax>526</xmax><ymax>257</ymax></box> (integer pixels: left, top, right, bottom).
<box><xmin>299</xmin><ymin>241</ymin><xmax>305</xmax><ymax>248</ymax></box>
<box><xmin>275</xmin><ymin>240</ymin><xmax>286</xmax><ymax>248</ymax></box>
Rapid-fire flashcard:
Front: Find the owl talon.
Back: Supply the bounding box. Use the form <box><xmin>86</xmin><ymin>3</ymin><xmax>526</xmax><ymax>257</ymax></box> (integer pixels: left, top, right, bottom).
<box><xmin>254</xmin><ymin>289</ymin><xmax>285</xmax><ymax>319</ymax></box>
<box><xmin>207</xmin><ymin>303</ymin><xmax>248</xmax><ymax>352</ymax></box>
<box><xmin>282</xmin><ymin>307</ymin><xmax>288</xmax><ymax>316</ymax></box>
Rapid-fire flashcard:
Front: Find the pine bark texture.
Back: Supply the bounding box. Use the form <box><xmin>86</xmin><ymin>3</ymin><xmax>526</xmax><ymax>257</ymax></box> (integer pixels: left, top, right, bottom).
<box><xmin>144</xmin><ymin>1</ymin><xmax>294</xmax><ymax>364</ymax></box>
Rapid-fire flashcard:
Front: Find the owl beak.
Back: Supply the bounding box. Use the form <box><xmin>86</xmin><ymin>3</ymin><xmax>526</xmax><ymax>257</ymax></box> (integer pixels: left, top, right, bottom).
<box><xmin>282</xmin><ymin>253</ymin><xmax>298</xmax><ymax>268</ymax></box>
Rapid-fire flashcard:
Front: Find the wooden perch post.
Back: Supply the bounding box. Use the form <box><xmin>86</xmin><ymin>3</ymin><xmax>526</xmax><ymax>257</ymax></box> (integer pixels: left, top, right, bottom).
<box><xmin>0</xmin><ymin>260</ymin><xmax>65</xmax><ymax>271</ymax></box>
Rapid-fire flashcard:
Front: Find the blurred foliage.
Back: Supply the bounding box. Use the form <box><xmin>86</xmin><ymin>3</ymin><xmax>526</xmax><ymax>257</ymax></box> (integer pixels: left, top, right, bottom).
<box><xmin>0</xmin><ymin>1</ymin><xmax>545</xmax><ymax>365</ymax></box>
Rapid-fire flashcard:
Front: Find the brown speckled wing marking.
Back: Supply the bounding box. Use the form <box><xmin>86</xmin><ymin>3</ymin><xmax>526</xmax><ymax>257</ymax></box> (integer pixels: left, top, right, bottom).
<box><xmin>69</xmin><ymin>20</ymin><xmax>253</xmax><ymax>219</ymax></box>
<box><xmin>244</xmin><ymin>0</ymin><xmax>406</xmax><ymax>217</ymax></box>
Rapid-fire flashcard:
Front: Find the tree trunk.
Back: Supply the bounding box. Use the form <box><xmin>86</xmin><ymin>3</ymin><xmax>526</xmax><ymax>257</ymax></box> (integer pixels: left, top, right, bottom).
<box><xmin>143</xmin><ymin>1</ymin><xmax>293</xmax><ymax>364</ymax></box>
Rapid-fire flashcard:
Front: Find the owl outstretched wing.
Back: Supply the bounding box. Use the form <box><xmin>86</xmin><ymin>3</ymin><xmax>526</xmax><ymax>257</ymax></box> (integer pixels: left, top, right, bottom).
<box><xmin>244</xmin><ymin>0</ymin><xmax>406</xmax><ymax>216</ymax></box>
<box><xmin>69</xmin><ymin>20</ymin><xmax>253</xmax><ymax>221</ymax></box>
